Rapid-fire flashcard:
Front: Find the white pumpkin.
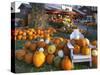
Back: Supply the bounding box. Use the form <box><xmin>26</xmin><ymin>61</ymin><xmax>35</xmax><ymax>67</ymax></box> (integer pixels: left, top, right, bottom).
<box><xmin>58</xmin><ymin>50</ymin><xmax>64</xmax><ymax>58</ymax></box>
<box><xmin>92</xmin><ymin>50</ymin><xmax>98</xmax><ymax>56</ymax></box>
<box><xmin>40</xmin><ymin>39</ymin><xmax>44</xmax><ymax>42</ymax></box>
<box><xmin>39</xmin><ymin>48</ymin><xmax>44</xmax><ymax>52</ymax></box>
<box><xmin>45</xmin><ymin>39</ymin><xmax>50</xmax><ymax>44</ymax></box>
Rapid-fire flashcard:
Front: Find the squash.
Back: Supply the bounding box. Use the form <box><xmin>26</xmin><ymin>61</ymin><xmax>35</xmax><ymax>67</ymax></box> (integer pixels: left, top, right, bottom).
<box><xmin>18</xmin><ymin>30</ymin><xmax>23</xmax><ymax>35</ymax></box>
<box><xmin>17</xmin><ymin>35</ymin><xmax>22</xmax><ymax>40</ymax></box>
<box><xmin>54</xmin><ymin>56</ymin><xmax>62</xmax><ymax>68</ymax></box>
<box><xmin>37</xmin><ymin>41</ymin><xmax>46</xmax><ymax>48</ymax></box>
<box><xmin>48</xmin><ymin>44</ymin><xmax>56</xmax><ymax>54</ymax></box>
<box><xmin>33</xmin><ymin>51</ymin><xmax>45</xmax><ymax>68</ymax></box>
<box><xmin>46</xmin><ymin>54</ymin><xmax>55</xmax><ymax>64</ymax></box>
<box><xmin>61</xmin><ymin>56</ymin><xmax>73</xmax><ymax>70</ymax></box>
<box><xmin>57</xmin><ymin>50</ymin><xmax>64</xmax><ymax>58</ymax></box>
<box><xmin>22</xmin><ymin>36</ymin><xmax>27</xmax><ymax>40</ymax></box>
<box><xmin>76</xmin><ymin>38</ymin><xmax>90</xmax><ymax>47</ymax></box>
<box><xmin>24</xmin><ymin>52</ymin><xmax>33</xmax><ymax>64</ymax></box>
<box><xmin>27</xmin><ymin>31</ymin><xmax>33</xmax><ymax>36</ymax></box>
<box><xmin>28</xmin><ymin>36</ymin><xmax>33</xmax><ymax>40</ymax></box>
<box><xmin>73</xmin><ymin>45</ymin><xmax>80</xmax><ymax>54</ymax></box>
<box><xmin>15</xmin><ymin>49</ymin><xmax>26</xmax><ymax>60</ymax></box>
<box><xmin>38</xmin><ymin>48</ymin><xmax>44</xmax><ymax>52</ymax></box>
<box><xmin>81</xmin><ymin>46</ymin><xmax>91</xmax><ymax>55</ymax></box>
<box><xmin>92</xmin><ymin>50</ymin><xmax>98</xmax><ymax>56</ymax></box>
<box><xmin>24</xmin><ymin>41</ymin><xmax>31</xmax><ymax>49</ymax></box>
<box><xmin>91</xmin><ymin>40</ymin><xmax>97</xmax><ymax>46</ymax></box>
<box><xmin>29</xmin><ymin>43</ymin><xmax>37</xmax><ymax>51</ymax></box>
<box><xmin>53</xmin><ymin>38</ymin><xmax>61</xmax><ymax>45</ymax></box>
<box><xmin>57</xmin><ymin>42</ymin><xmax>65</xmax><ymax>50</ymax></box>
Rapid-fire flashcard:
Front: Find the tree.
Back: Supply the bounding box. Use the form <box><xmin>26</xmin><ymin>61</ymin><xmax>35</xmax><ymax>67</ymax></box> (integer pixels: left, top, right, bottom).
<box><xmin>30</xmin><ymin>3</ymin><xmax>48</xmax><ymax>28</ymax></box>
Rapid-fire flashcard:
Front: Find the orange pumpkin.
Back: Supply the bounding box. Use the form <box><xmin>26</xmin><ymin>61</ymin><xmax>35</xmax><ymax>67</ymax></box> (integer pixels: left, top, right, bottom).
<box><xmin>28</xmin><ymin>31</ymin><xmax>33</xmax><ymax>36</ymax></box>
<box><xmin>29</xmin><ymin>43</ymin><xmax>37</xmax><ymax>51</ymax></box>
<box><xmin>28</xmin><ymin>36</ymin><xmax>33</xmax><ymax>40</ymax></box>
<box><xmin>76</xmin><ymin>38</ymin><xmax>90</xmax><ymax>47</ymax></box>
<box><xmin>22</xmin><ymin>36</ymin><xmax>27</xmax><ymax>40</ymax></box>
<box><xmin>73</xmin><ymin>45</ymin><xmax>80</xmax><ymax>54</ymax></box>
<box><xmin>37</xmin><ymin>41</ymin><xmax>46</xmax><ymax>48</ymax></box>
<box><xmin>24</xmin><ymin>41</ymin><xmax>31</xmax><ymax>49</ymax></box>
<box><xmin>57</xmin><ymin>42</ymin><xmax>65</xmax><ymax>50</ymax></box>
<box><xmin>18</xmin><ymin>30</ymin><xmax>23</xmax><ymax>35</ymax></box>
<box><xmin>81</xmin><ymin>46</ymin><xmax>91</xmax><ymax>55</ymax></box>
<box><xmin>15</xmin><ymin>50</ymin><xmax>26</xmax><ymax>60</ymax></box>
<box><xmin>76</xmin><ymin>39</ymin><xmax>86</xmax><ymax>47</ymax></box>
<box><xmin>61</xmin><ymin>56</ymin><xmax>73</xmax><ymax>70</ymax></box>
<box><xmin>91</xmin><ymin>40</ymin><xmax>97</xmax><ymax>46</ymax></box>
<box><xmin>24</xmin><ymin>53</ymin><xmax>33</xmax><ymax>64</ymax></box>
<box><xmin>17</xmin><ymin>35</ymin><xmax>22</xmax><ymax>40</ymax></box>
<box><xmin>46</xmin><ymin>54</ymin><xmax>55</xmax><ymax>64</ymax></box>
<box><xmin>53</xmin><ymin>38</ymin><xmax>61</xmax><ymax>45</ymax></box>
<box><xmin>33</xmin><ymin>51</ymin><xmax>45</xmax><ymax>68</ymax></box>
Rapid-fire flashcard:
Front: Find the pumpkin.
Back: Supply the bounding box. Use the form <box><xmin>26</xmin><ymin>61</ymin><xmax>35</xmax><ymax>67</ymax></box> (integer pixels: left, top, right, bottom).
<box><xmin>17</xmin><ymin>35</ymin><xmax>22</xmax><ymax>40</ymax></box>
<box><xmin>53</xmin><ymin>38</ymin><xmax>61</xmax><ymax>45</ymax></box>
<box><xmin>59</xmin><ymin>37</ymin><xmax>64</xmax><ymax>42</ymax></box>
<box><xmin>92</xmin><ymin>50</ymin><xmax>98</xmax><ymax>56</ymax></box>
<box><xmin>29</xmin><ymin>43</ymin><xmax>37</xmax><ymax>51</ymax></box>
<box><xmin>81</xmin><ymin>46</ymin><xmax>91</xmax><ymax>55</ymax></box>
<box><xmin>15</xmin><ymin>50</ymin><xmax>26</xmax><ymax>60</ymax></box>
<box><xmin>48</xmin><ymin>44</ymin><xmax>56</xmax><ymax>54</ymax></box>
<box><xmin>18</xmin><ymin>30</ymin><xmax>23</xmax><ymax>35</ymax></box>
<box><xmin>15</xmin><ymin>30</ymin><xmax>18</xmax><ymax>36</ymax></box>
<box><xmin>85</xmin><ymin>38</ymin><xmax>90</xmax><ymax>46</ymax></box>
<box><xmin>46</xmin><ymin>54</ymin><xmax>55</xmax><ymax>64</ymax></box>
<box><xmin>57</xmin><ymin>50</ymin><xmax>64</xmax><ymax>58</ymax></box>
<box><xmin>61</xmin><ymin>56</ymin><xmax>73</xmax><ymax>70</ymax></box>
<box><xmin>92</xmin><ymin>56</ymin><xmax>97</xmax><ymax>67</ymax></box>
<box><xmin>33</xmin><ymin>51</ymin><xmax>45</xmax><ymax>68</ymax></box>
<box><xmin>76</xmin><ymin>39</ymin><xmax>86</xmax><ymax>47</ymax></box>
<box><xmin>57</xmin><ymin>42</ymin><xmax>65</xmax><ymax>50</ymax></box>
<box><xmin>23</xmin><ymin>32</ymin><xmax>27</xmax><ymax>36</ymax></box>
<box><xmin>45</xmin><ymin>39</ymin><xmax>50</xmax><ymax>44</ymax></box>
<box><xmin>91</xmin><ymin>40</ymin><xmax>97</xmax><ymax>46</ymax></box>
<box><xmin>44</xmin><ymin>34</ymin><xmax>50</xmax><ymax>39</ymax></box>
<box><xmin>76</xmin><ymin>38</ymin><xmax>90</xmax><ymax>47</ymax></box>
<box><xmin>38</xmin><ymin>48</ymin><xmax>44</xmax><ymax>52</ymax></box>
<box><xmin>22</xmin><ymin>36</ymin><xmax>27</xmax><ymax>40</ymax></box>
<box><xmin>37</xmin><ymin>41</ymin><xmax>46</xmax><ymax>48</ymax></box>
<box><xmin>73</xmin><ymin>45</ymin><xmax>80</xmax><ymax>54</ymax></box>
<box><xmin>54</xmin><ymin>56</ymin><xmax>62</xmax><ymax>68</ymax></box>
<box><xmin>24</xmin><ymin>41</ymin><xmax>31</xmax><ymax>49</ymax></box>
<box><xmin>28</xmin><ymin>31</ymin><xmax>33</xmax><ymax>36</ymax></box>
<box><xmin>28</xmin><ymin>36</ymin><xmax>33</xmax><ymax>40</ymax></box>
<box><xmin>24</xmin><ymin>52</ymin><xmax>33</xmax><ymax>64</ymax></box>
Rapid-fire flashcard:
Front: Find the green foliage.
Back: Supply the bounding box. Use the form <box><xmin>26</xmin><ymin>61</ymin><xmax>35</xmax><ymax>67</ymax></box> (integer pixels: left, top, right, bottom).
<box><xmin>48</xmin><ymin>22</ymin><xmax>65</xmax><ymax>28</ymax></box>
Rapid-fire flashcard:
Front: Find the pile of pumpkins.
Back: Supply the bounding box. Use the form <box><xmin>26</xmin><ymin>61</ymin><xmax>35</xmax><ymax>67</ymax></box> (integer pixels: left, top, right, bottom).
<box><xmin>70</xmin><ymin>38</ymin><xmax>91</xmax><ymax>55</ymax></box>
<box><xmin>14</xmin><ymin>27</ymin><xmax>56</xmax><ymax>40</ymax></box>
<box><xmin>15</xmin><ymin>37</ymin><xmax>74</xmax><ymax>70</ymax></box>
<box><xmin>71</xmin><ymin>38</ymin><xmax>97</xmax><ymax>67</ymax></box>
<box><xmin>15</xmin><ymin>36</ymin><xmax>97</xmax><ymax>70</ymax></box>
